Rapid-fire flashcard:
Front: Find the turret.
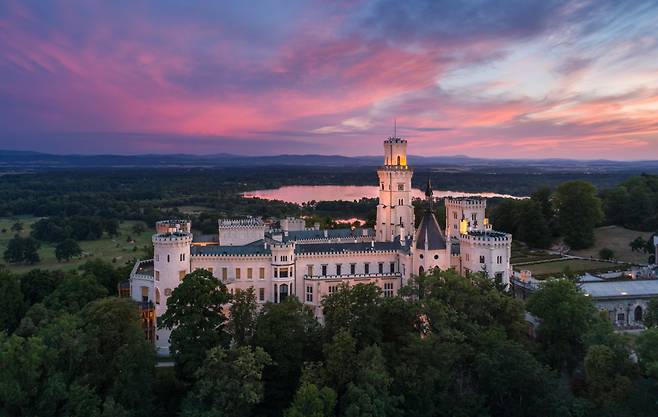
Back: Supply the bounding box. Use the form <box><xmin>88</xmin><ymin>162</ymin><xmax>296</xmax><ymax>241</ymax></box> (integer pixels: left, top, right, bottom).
<box><xmin>445</xmin><ymin>198</ymin><xmax>487</xmax><ymax>240</ymax></box>
<box><xmin>152</xmin><ymin>221</ymin><xmax>193</xmax><ymax>351</ymax></box>
<box><xmin>376</xmin><ymin>135</ymin><xmax>414</xmax><ymax>242</ymax></box>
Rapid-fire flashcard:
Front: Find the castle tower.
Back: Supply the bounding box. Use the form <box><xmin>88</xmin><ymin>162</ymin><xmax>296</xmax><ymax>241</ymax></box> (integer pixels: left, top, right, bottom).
<box><xmin>412</xmin><ymin>179</ymin><xmax>448</xmax><ymax>275</ymax></box>
<box><xmin>444</xmin><ymin>198</ymin><xmax>487</xmax><ymax>240</ymax></box>
<box><xmin>376</xmin><ymin>136</ymin><xmax>414</xmax><ymax>242</ymax></box>
<box><xmin>152</xmin><ymin>220</ymin><xmax>192</xmax><ymax>352</ymax></box>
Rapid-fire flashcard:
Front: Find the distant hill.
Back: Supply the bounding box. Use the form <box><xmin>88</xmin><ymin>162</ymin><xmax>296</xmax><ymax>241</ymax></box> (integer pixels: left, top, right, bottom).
<box><xmin>1</xmin><ymin>150</ymin><xmax>658</xmax><ymax>172</ymax></box>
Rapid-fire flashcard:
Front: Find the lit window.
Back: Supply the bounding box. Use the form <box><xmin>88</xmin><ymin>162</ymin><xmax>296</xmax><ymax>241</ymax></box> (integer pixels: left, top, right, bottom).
<box><xmin>178</xmin><ymin>270</ymin><xmax>186</xmax><ymax>280</ymax></box>
<box><xmin>155</xmin><ymin>288</ymin><xmax>161</xmax><ymax>305</ymax></box>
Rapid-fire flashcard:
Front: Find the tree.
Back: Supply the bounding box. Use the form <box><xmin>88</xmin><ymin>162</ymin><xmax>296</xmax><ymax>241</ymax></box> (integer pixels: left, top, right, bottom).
<box><xmin>10</xmin><ymin>221</ymin><xmax>23</xmax><ymax>233</ymax></box>
<box><xmin>254</xmin><ymin>298</ymin><xmax>322</xmax><ymax>415</ymax></box>
<box><xmin>526</xmin><ymin>279</ymin><xmax>597</xmax><ymax>370</ymax></box>
<box><xmin>229</xmin><ymin>287</ymin><xmax>258</xmax><ymax>346</ymax></box>
<box><xmin>323</xmin><ymin>330</ymin><xmax>357</xmax><ymax>393</ymax></box>
<box><xmin>55</xmin><ymin>239</ymin><xmax>82</xmax><ymax>262</ymax></box>
<box><xmin>554</xmin><ymin>181</ymin><xmax>603</xmax><ymax>249</ymax></box>
<box><xmin>630</xmin><ymin>236</ymin><xmax>646</xmax><ymax>252</ymax></box>
<box><xmin>284</xmin><ymin>383</ymin><xmax>336</xmax><ymax>417</ymax></box>
<box><xmin>340</xmin><ymin>345</ymin><xmax>400</xmax><ymax>417</ymax></box>
<box><xmin>159</xmin><ymin>269</ymin><xmax>231</xmax><ymax>381</ymax></box>
<box><xmin>19</xmin><ymin>269</ymin><xmax>59</xmax><ymax>306</ymax></box>
<box><xmin>0</xmin><ymin>269</ymin><xmax>26</xmax><ymax>333</ymax></box>
<box><xmin>598</xmin><ymin>247</ymin><xmax>614</xmax><ymax>260</ymax></box>
<box><xmin>635</xmin><ymin>328</ymin><xmax>658</xmax><ymax>378</ymax></box>
<box><xmin>181</xmin><ymin>345</ymin><xmax>271</xmax><ymax>417</ymax></box>
<box><xmin>643</xmin><ymin>298</ymin><xmax>658</xmax><ymax>328</ymax></box>
<box><xmin>322</xmin><ymin>283</ymin><xmax>383</xmax><ymax>347</ymax></box>
<box><xmin>584</xmin><ymin>345</ymin><xmax>632</xmax><ymax>406</ymax></box>
<box><xmin>3</xmin><ymin>236</ymin><xmax>41</xmax><ymax>264</ymax></box>
<box><xmin>44</xmin><ymin>273</ymin><xmax>108</xmax><ymax>313</ymax></box>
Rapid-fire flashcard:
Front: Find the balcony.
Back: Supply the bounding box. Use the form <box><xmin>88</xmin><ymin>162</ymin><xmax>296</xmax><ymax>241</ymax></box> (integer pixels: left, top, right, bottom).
<box><xmin>304</xmin><ymin>272</ymin><xmax>401</xmax><ymax>281</ymax></box>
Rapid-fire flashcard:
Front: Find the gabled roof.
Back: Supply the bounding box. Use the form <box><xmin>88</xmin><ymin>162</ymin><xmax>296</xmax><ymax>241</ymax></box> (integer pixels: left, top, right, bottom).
<box><xmin>415</xmin><ymin>212</ymin><xmax>446</xmax><ymax>250</ymax></box>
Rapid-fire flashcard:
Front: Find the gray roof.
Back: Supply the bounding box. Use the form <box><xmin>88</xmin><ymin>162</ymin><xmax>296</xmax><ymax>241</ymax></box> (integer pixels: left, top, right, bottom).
<box><xmin>278</xmin><ymin>228</ymin><xmax>375</xmax><ymax>242</ymax></box>
<box><xmin>192</xmin><ymin>240</ymin><xmax>271</xmax><ymax>256</ymax></box>
<box><xmin>580</xmin><ymin>279</ymin><xmax>658</xmax><ymax>299</ymax></box>
<box><xmin>193</xmin><ymin>234</ymin><xmax>219</xmax><ymax>243</ymax></box>
<box><xmin>415</xmin><ymin>212</ymin><xmax>446</xmax><ymax>250</ymax></box>
<box><xmin>296</xmin><ymin>239</ymin><xmax>406</xmax><ymax>255</ymax></box>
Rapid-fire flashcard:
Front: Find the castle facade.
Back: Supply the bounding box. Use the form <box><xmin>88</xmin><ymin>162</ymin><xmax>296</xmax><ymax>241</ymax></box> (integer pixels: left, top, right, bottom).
<box><xmin>129</xmin><ymin>136</ymin><xmax>512</xmax><ymax>352</ymax></box>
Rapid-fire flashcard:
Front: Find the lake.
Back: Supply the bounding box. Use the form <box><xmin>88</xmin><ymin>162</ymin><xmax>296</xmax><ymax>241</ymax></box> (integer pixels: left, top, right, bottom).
<box><xmin>243</xmin><ymin>185</ymin><xmax>524</xmax><ymax>204</ymax></box>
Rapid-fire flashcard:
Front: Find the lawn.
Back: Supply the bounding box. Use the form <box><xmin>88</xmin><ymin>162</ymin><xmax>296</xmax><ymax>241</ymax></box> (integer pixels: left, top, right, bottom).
<box><xmin>515</xmin><ymin>258</ymin><xmax>627</xmax><ymax>278</ymax></box>
<box><xmin>571</xmin><ymin>225</ymin><xmax>653</xmax><ymax>264</ymax></box>
<box><xmin>0</xmin><ymin>216</ymin><xmax>153</xmax><ymax>274</ymax></box>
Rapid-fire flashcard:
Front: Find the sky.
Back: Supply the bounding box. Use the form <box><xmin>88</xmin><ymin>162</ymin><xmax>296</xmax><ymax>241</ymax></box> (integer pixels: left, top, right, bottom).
<box><xmin>1</xmin><ymin>0</ymin><xmax>658</xmax><ymax>159</ymax></box>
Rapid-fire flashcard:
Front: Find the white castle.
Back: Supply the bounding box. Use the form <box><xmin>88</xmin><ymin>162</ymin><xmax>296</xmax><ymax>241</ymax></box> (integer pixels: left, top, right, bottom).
<box><xmin>129</xmin><ymin>136</ymin><xmax>512</xmax><ymax>352</ymax></box>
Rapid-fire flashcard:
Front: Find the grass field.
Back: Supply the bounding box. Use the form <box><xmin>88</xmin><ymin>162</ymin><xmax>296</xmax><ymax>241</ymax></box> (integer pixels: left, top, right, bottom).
<box><xmin>0</xmin><ymin>216</ymin><xmax>153</xmax><ymax>274</ymax></box>
<box><xmin>515</xmin><ymin>258</ymin><xmax>626</xmax><ymax>278</ymax></box>
<box><xmin>571</xmin><ymin>225</ymin><xmax>652</xmax><ymax>264</ymax></box>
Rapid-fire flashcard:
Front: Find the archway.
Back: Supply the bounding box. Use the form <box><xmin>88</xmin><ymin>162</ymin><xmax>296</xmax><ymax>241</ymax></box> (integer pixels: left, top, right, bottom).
<box><xmin>279</xmin><ymin>283</ymin><xmax>289</xmax><ymax>303</ymax></box>
<box><xmin>635</xmin><ymin>305</ymin><xmax>643</xmax><ymax>323</ymax></box>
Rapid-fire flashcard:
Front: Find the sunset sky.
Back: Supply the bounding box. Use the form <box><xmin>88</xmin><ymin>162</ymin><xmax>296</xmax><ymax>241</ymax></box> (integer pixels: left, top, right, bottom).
<box><xmin>1</xmin><ymin>0</ymin><xmax>658</xmax><ymax>159</ymax></box>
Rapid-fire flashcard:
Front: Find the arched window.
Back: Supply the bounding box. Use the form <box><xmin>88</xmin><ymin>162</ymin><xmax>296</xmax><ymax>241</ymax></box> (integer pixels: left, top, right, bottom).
<box><xmin>397</xmin><ymin>155</ymin><xmax>401</xmax><ymax>165</ymax></box>
<box><xmin>155</xmin><ymin>288</ymin><xmax>161</xmax><ymax>305</ymax></box>
<box><xmin>280</xmin><ymin>283</ymin><xmax>289</xmax><ymax>303</ymax></box>
<box><xmin>635</xmin><ymin>305</ymin><xmax>643</xmax><ymax>322</ymax></box>
<box><xmin>419</xmin><ymin>266</ymin><xmax>424</xmax><ymax>275</ymax></box>
<box><xmin>167</xmin><ymin>254</ymin><xmax>170</xmax><ymax>262</ymax></box>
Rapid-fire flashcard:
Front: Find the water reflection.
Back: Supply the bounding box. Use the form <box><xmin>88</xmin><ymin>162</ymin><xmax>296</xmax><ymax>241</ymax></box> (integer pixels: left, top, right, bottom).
<box><xmin>243</xmin><ymin>185</ymin><xmax>524</xmax><ymax>204</ymax></box>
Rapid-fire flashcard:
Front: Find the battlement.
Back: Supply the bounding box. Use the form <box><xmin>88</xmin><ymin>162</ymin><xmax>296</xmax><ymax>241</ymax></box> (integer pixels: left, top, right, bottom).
<box><xmin>218</xmin><ymin>217</ymin><xmax>265</xmax><ymax>229</ymax></box>
<box><xmin>445</xmin><ymin>197</ymin><xmax>486</xmax><ymax>207</ymax></box>
<box><xmin>152</xmin><ymin>231</ymin><xmax>193</xmax><ymax>244</ymax></box>
<box><xmin>460</xmin><ymin>230</ymin><xmax>511</xmax><ymax>243</ymax></box>
<box><xmin>156</xmin><ymin>219</ymin><xmax>191</xmax><ymax>234</ymax></box>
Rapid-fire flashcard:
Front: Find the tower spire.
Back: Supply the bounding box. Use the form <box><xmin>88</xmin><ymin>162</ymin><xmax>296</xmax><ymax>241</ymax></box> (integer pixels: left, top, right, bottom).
<box><xmin>425</xmin><ymin>178</ymin><xmax>433</xmax><ymax>212</ymax></box>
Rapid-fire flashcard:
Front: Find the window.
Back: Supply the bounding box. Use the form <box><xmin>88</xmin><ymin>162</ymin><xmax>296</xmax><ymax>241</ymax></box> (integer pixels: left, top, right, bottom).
<box><xmin>247</xmin><ymin>268</ymin><xmax>253</xmax><ymax>280</ymax></box>
<box><xmin>350</xmin><ymin>263</ymin><xmax>356</xmax><ymax>274</ymax></box>
<box><xmin>465</xmin><ymin>254</ymin><xmax>469</xmax><ymax>262</ymax></box>
<box><xmin>259</xmin><ymin>267</ymin><xmax>265</xmax><ymax>279</ymax></box>
<box><xmin>274</xmin><ymin>268</ymin><xmax>278</xmax><ymax>278</ymax></box>
<box><xmin>364</xmin><ymin>263</ymin><xmax>370</xmax><ymax>274</ymax></box>
<box><xmin>434</xmin><ymin>254</ymin><xmax>439</xmax><ymax>260</ymax></box>
<box><xmin>179</xmin><ymin>253</ymin><xmax>183</xmax><ymax>261</ymax></box>
<box><xmin>381</xmin><ymin>182</ymin><xmax>384</xmax><ymax>190</ymax></box>
<box><xmin>617</xmin><ymin>313</ymin><xmax>625</xmax><ymax>322</ymax></box>
<box><xmin>321</xmin><ymin>265</ymin><xmax>327</xmax><ymax>276</ymax></box>
<box><xmin>398</xmin><ymin>183</ymin><xmax>404</xmax><ymax>191</ymax></box>
<box><xmin>167</xmin><ymin>254</ymin><xmax>170</xmax><ymax>262</ymax></box>
<box><xmin>279</xmin><ymin>268</ymin><xmax>289</xmax><ymax>278</ymax></box>
<box><xmin>419</xmin><ymin>254</ymin><xmax>424</xmax><ymax>259</ymax></box>
<box><xmin>378</xmin><ymin>263</ymin><xmax>384</xmax><ymax>274</ymax></box>
<box><xmin>141</xmin><ymin>286</ymin><xmax>149</xmax><ymax>303</ymax></box>
<box><xmin>471</xmin><ymin>213</ymin><xmax>477</xmax><ymax>221</ymax></box>
<box><xmin>384</xmin><ymin>282</ymin><xmax>394</xmax><ymax>297</ymax></box>
<box><xmin>479</xmin><ymin>255</ymin><xmax>485</xmax><ymax>264</ymax></box>
<box><xmin>336</xmin><ymin>264</ymin><xmax>342</xmax><ymax>275</ymax></box>
<box><xmin>155</xmin><ymin>288</ymin><xmax>161</xmax><ymax>305</ymax></box>
<box><xmin>179</xmin><ymin>270</ymin><xmax>186</xmax><ymax>280</ymax></box>
<box><xmin>259</xmin><ymin>287</ymin><xmax>265</xmax><ymax>302</ymax></box>
<box><xmin>306</xmin><ymin>285</ymin><xmax>313</xmax><ymax>302</ymax></box>
<box><xmin>328</xmin><ymin>285</ymin><xmax>337</xmax><ymax>294</ymax></box>
<box><xmin>155</xmin><ymin>270</ymin><xmax>160</xmax><ymax>281</ymax></box>
<box><xmin>390</xmin><ymin>262</ymin><xmax>395</xmax><ymax>273</ymax></box>
<box><xmin>281</xmin><ymin>255</ymin><xmax>288</xmax><ymax>262</ymax></box>
<box><xmin>207</xmin><ymin>267</ymin><xmax>213</xmax><ymax>275</ymax></box>
<box><xmin>497</xmin><ymin>256</ymin><xmax>503</xmax><ymax>264</ymax></box>
<box><xmin>307</xmin><ymin>265</ymin><xmax>313</xmax><ymax>276</ymax></box>
<box><xmin>222</xmin><ymin>267</ymin><xmax>228</xmax><ymax>281</ymax></box>
<box><xmin>235</xmin><ymin>268</ymin><xmax>241</xmax><ymax>280</ymax></box>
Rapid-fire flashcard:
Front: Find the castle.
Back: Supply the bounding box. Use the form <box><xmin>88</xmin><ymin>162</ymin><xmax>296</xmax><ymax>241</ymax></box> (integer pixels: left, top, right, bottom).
<box><xmin>129</xmin><ymin>136</ymin><xmax>512</xmax><ymax>352</ymax></box>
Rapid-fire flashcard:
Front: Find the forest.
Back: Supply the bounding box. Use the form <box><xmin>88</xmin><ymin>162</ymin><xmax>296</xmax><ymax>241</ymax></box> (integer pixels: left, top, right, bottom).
<box><xmin>1</xmin><ymin>264</ymin><xmax>657</xmax><ymax>417</ymax></box>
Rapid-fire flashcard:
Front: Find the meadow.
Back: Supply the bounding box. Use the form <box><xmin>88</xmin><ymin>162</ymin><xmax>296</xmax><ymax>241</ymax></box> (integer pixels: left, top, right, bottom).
<box><xmin>0</xmin><ymin>216</ymin><xmax>153</xmax><ymax>273</ymax></box>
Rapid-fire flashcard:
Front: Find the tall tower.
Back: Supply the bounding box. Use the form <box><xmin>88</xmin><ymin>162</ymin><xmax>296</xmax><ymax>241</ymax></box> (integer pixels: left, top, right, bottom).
<box><xmin>376</xmin><ymin>136</ymin><xmax>414</xmax><ymax>242</ymax></box>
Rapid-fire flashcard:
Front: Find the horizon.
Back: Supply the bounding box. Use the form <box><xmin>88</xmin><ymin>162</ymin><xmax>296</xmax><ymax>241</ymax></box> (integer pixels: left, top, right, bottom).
<box><xmin>2</xmin><ymin>1</ymin><xmax>658</xmax><ymax>158</ymax></box>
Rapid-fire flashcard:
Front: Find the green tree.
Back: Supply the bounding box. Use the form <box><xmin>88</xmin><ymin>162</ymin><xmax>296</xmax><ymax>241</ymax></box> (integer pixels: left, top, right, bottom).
<box><xmin>55</xmin><ymin>238</ymin><xmax>82</xmax><ymax>262</ymax></box>
<box><xmin>322</xmin><ymin>283</ymin><xmax>383</xmax><ymax>347</ymax></box>
<box><xmin>10</xmin><ymin>221</ymin><xmax>23</xmax><ymax>233</ymax></box>
<box><xmin>255</xmin><ymin>298</ymin><xmax>322</xmax><ymax>415</ymax></box>
<box><xmin>181</xmin><ymin>345</ymin><xmax>271</xmax><ymax>417</ymax></box>
<box><xmin>629</xmin><ymin>236</ymin><xmax>646</xmax><ymax>252</ymax></box>
<box><xmin>0</xmin><ymin>269</ymin><xmax>26</xmax><ymax>333</ymax></box>
<box><xmin>323</xmin><ymin>330</ymin><xmax>357</xmax><ymax>393</ymax></box>
<box><xmin>554</xmin><ymin>181</ymin><xmax>603</xmax><ymax>249</ymax></box>
<box><xmin>598</xmin><ymin>247</ymin><xmax>614</xmax><ymax>260</ymax></box>
<box><xmin>584</xmin><ymin>344</ymin><xmax>632</xmax><ymax>406</ymax></box>
<box><xmin>526</xmin><ymin>279</ymin><xmax>596</xmax><ymax>370</ymax></box>
<box><xmin>340</xmin><ymin>345</ymin><xmax>400</xmax><ymax>417</ymax></box>
<box><xmin>643</xmin><ymin>298</ymin><xmax>658</xmax><ymax>328</ymax></box>
<box><xmin>636</xmin><ymin>328</ymin><xmax>658</xmax><ymax>378</ymax></box>
<box><xmin>284</xmin><ymin>383</ymin><xmax>336</xmax><ymax>417</ymax></box>
<box><xmin>44</xmin><ymin>273</ymin><xmax>108</xmax><ymax>313</ymax></box>
<box><xmin>19</xmin><ymin>269</ymin><xmax>59</xmax><ymax>306</ymax></box>
<box><xmin>229</xmin><ymin>287</ymin><xmax>258</xmax><ymax>346</ymax></box>
<box><xmin>159</xmin><ymin>269</ymin><xmax>231</xmax><ymax>381</ymax></box>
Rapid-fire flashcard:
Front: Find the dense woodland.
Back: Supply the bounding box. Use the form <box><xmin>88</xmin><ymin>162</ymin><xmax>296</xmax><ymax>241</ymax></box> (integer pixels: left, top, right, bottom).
<box><xmin>1</xmin><ymin>264</ymin><xmax>658</xmax><ymax>416</ymax></box>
